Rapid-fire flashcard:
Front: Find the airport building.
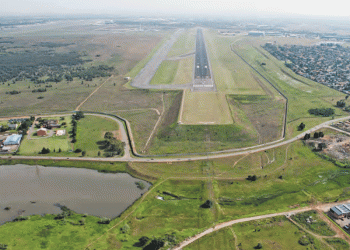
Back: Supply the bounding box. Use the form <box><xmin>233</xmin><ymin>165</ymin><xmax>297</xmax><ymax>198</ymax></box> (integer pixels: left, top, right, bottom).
<box><xmin>330</xmin><ymin>203</ymin><xmax>350</xmax><ymax>219</ymax></box>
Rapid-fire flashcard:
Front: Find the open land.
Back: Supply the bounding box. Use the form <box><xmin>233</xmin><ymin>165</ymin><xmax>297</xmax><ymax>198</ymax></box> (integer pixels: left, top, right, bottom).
<box><xmin>2</xmin><ymin>135</ymin><xmax>350</xmax><ymax>249</ymax></box>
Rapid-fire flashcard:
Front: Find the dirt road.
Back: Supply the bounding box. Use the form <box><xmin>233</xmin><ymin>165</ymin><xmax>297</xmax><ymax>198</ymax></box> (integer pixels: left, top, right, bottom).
<box><xmin>172</xmin><ymin>199</ymin><xmax>350</xmax><ymax>250</ymax></box>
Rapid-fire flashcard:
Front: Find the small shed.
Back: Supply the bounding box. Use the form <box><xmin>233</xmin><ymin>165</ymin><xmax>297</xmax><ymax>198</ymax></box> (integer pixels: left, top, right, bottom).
<box><xmin>56</xmin><ymin>129</ymin><xmax>66</xmax><ymax>136</ymax></box>
<box><xmin>37</xmin><ymin>128</ymin><xmax>47</xmax><ymax>136</ymax></box>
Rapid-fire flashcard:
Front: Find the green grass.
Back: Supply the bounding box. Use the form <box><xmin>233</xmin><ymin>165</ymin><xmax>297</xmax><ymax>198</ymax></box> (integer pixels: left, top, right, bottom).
<box><xmin>75</xmin><ymin>115</ymin><xmax>119</xmax><ymax>157</ymax></box>
<box><xmin>325</xmin><ymin>238</ymin><xmax>350</xmax><ymax>250</ymax></box>
<box><xmin>0</xmin><ymin>211</ymin><xmax>111</xmax><ymax>250</ymax></box>
<box><xmin>167</xmin><ymin>28</ymin><xmax>196</xmax><ymax>57</ymax></box>
<box><xmin>186</xmin><ymin>216</ymin><xmax>330</xmax><ymax>250</ymax></box>
<box><xmin>292</xmin><ymin>210</ymin><xmax>336</xmax><ymax>236</ymax></box>
<box><xmin>181</xmin><ymin>91</ymin><xmax>233</xmax><ymax>124</ymax></box>
<box><xmin>184</xmin><ymin>228</ymin><xmax>236</xmax><ymax>250</ymax></box>
<box><xmin>150</xmin><ymin>60</ymin><xmax>179</xmax><ymax>85</ymax></box>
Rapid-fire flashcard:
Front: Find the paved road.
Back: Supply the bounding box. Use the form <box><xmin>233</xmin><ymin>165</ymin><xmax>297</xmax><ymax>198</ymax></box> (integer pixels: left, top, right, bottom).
<box><xmin>173</xmin><ymin>199</ymin><xmax>350</xmax><ymax>249</ymax></box>
<box><xmin>2</xmin><ymin>114</ymin><xmax>350</xmax><ymax>162</ymax></box>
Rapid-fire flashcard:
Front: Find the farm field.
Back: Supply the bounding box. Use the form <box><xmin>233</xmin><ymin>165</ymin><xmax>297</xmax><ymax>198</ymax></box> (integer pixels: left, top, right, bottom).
<box><xmin>185</xmin><ymin>216</ymin><xmax>332</xmax><ymax>250</ymax></box>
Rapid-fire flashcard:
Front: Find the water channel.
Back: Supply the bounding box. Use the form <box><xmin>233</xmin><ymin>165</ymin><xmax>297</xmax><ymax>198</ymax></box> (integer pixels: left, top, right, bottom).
<box><xmin>0</xmin><ymin>164</ymin><xmax>150</xmax><ymax>224</ymax></box>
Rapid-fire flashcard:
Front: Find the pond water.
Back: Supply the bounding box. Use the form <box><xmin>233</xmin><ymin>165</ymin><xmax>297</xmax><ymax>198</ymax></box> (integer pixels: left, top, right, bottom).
<box><xmin>0</xmin><ymin>164</ymin><xmax>150</xmax><ymax>224</ymax></box>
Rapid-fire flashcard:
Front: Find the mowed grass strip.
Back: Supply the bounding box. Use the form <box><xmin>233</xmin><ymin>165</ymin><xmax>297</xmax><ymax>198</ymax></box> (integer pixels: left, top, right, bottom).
<box><xmin>204</xmin><ymin>30</ymin><xmax>267</xmax><ymax>95</ymax></box>
<box><xmin>150</xmin><ymin>60</ymin><xmax>179</xmax><ymax>85</ymax></box>
<box><xmin>181</xmin><ymin>90</ymin><xmax>233</xmax><ymax>125</ymax></box>
<box><xmin>75</xmin><ymin>115</ymin><xmax>119</xmax><ymax>157</ymax></box>
<box><xmin>167</xmin><ymin>28</ymin><xmax>196</xmax><ymax>57</ymax></box>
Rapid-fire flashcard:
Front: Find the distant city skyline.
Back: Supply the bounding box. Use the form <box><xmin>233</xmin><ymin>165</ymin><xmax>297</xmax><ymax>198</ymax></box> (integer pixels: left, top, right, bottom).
<box><xmin>2</xmin><ymin>0</ymin><xmax>350</xmax><ymax>19</ymax></box>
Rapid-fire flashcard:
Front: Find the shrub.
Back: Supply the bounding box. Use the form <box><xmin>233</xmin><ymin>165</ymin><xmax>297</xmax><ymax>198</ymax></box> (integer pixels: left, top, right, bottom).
<box><xmin>200</xmin><ymin>200</ymin><xmax>213</xmax><ymax>208</ymax></box>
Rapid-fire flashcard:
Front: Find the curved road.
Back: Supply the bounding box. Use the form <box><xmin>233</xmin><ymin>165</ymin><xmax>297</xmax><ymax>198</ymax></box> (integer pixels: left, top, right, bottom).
<box><xmin>1</xmin><ymin>113</ymin><xmax>349</xmax><ymax>162</ymax></box>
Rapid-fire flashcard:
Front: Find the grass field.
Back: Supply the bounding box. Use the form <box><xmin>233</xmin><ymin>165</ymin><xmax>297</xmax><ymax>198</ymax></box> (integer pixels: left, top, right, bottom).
<box><xmin>180</xmin><ymin>91</ymin><xmax>233</xmax><ymax>124</ymax></box>
<box><xmin>75</xmin><ymin>115</ymin><xmax>119</xmax><ymax>157</ymax></box>
<box><xmin>185</xmin><ymin>216</ymin><xmax>331</xmax><ymax>250</ymax></box>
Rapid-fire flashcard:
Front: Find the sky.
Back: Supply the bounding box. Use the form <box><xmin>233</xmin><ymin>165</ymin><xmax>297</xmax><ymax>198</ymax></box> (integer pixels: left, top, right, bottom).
<box><xmin>2</xmin><ymin>0</ymin><xmax>350</xmax><ymax>18</ymax></box>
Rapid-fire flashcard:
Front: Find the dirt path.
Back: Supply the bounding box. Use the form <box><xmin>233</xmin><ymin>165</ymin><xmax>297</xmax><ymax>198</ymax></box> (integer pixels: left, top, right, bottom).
<box><xmin>172</xmin><ymin>199</ymin><xmax>350</xmax><ymax>250</ymax></box>
<box><xmin>75</xmin><ymin>75</ymin><xmax>114</xmax><ymax>111</ymax></box>
<box><xmin>286</xmin><ymin>216</ymin><xmax>335</xmax><ymax>250</ymax></box>
<box><xmin>143</xmin><ymin>92</ymin><xmax>165</xmax><ymax>152</ymax></box>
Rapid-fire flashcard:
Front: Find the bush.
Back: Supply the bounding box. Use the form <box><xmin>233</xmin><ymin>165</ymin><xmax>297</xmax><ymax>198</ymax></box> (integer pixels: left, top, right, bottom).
<box><xmin>135</xmin><ymin>181</ymin><xmax>146</xmax><ymax>190</ymax></box>
<box><xmin>246</xmin><ymin>175</ymin><xmax>257</xmax><ymax>181</ymax></box>
<box><xmin>39</xmin><ymin>147</ymin><xmax>50</xmax><ymax>154</ymax></box>
<box><xmin>120</xmin><ymin>224</ymin><xmax>130</xmax><ymax>234</ymax></box>
<box><xmin>200</xmin><ymin>200</ymin><xmax>213</xmax><ymax>208</ymax></box>
<box><xmin>98</xmin><ymin>217</ymin><xmax>111</xmax><ymax>224</ymax></box>
<box><xmin>74</xmin><ymin>148</ymin><xmax>82</xmax><ymax>153</ymax></box>
<box><xmin>0</xmin><ymin>243</ymin><xmax>8</xmax><ymax>250</ymax></box>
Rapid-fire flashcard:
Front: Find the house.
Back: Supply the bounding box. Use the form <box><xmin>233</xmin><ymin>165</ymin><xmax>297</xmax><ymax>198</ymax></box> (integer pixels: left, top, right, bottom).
<box><xmin>37</xmin><ymin>128</ymin><xmax>47</xmax><ymax>136</ymax></box>
<box><xmin>8</xmin><ymin>123</ymin><xmax>19</xmax><ymax>130</ymax></box>
<box><xmin>56</xmin><ymin>129</ymin><xmax>66</xmax><ymax>136</ymax></box>
<box><xmin>43</xmin><ymin>120</ymin><xmax>61</xmax><ymax>129</ymax></box>
<box><xmin>3</xmin><ymin>134</ymin><xmax>22</xmax><ymax>145</ymax></box>
<box><xmin>330</xmin><ymin>203</ymin><xmax>350</xmax><ymax>219</ymax></box>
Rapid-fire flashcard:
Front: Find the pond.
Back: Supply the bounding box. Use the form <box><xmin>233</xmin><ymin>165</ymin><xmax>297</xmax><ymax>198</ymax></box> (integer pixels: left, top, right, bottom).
<box><xmin>0</xmin><ymin>164</ymin><xmax>150</xmax><ymax>224</ymax></box>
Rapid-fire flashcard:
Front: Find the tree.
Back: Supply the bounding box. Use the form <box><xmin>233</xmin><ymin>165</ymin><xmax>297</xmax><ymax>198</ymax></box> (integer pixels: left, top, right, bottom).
<box><xmin>200</xmin><ymin>200</ymin><xmax>213</xmax><ymax>208</ymax></box>
<box><xmin>298</xmin><ymin>122</ymin><xmax>305</xmax><ymax>131</ymax></box>
<box><xmin>58</xmin><ymin>148</ymin><xmax>62</xmax><ymax>153</ymax></box>
<box><xmin>247</xmin><ymin>175</ymin><xmax>257</xmax><ymax>181</ymax></box>
<box><xmin>82</xmin><ymin>151</ymin><xmax>86</xmax><ymax>157</ymax></box>
<box><xmin>254</xmin><ymin>243</ymin><xmax>263</xmax><ymax>249</ymax></box>
<box><xmin>98</xmin><ymin>151</ymin><xmax>101</xmax><ymax>156</ymax></box>
<box><xmin>319</xmin><ymin>131</ymin><xmax>324</xmax><ymax>138</ymax></box>
<box><xmin>104</xmin><ymin>132</ymin><xmax>114</xmax><ymax>140</ymax></box>
<box><xmin>314</xmin><ymin>132</ymin><xmax>319</xmax><ymax>139</ymax></box>
<box><xmin>303</xmin><ymin>133</ymin><xmax>311</xmax><ymax>140</ymax></box>
<box><xmin>318</xmin><ymin>143</ymin><xmax>327</xmax><ymax>151</ymax></box>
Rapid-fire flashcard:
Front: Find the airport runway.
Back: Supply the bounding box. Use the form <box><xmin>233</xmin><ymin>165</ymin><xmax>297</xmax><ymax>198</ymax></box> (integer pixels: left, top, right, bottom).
<box><xmin>192</xmin><ymin>28</ymin><xmax>215</xmax><ymax>91</ymax></box>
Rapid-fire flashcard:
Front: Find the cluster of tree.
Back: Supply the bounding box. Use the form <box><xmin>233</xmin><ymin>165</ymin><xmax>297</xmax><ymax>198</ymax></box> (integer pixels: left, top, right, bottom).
<box><xmin>72</xmin><ymin>111</ymin><xmax>84</xmax><ymax>120</ymax></box>
<box><xmin>0</xmin><ymin>243</ymin><xmax>8</xmax><ymax>249</ymax></box>
<box><xmin>133</xmin><ymin>233</ymin><xmax>178</xmax><ymax>250</ymax></box>
<box><xmin>313</xmin><ymin>131</ymin><xmax>324</xmax><ymax>138</ymax></box>
<box><xmin>5</xmin><ymin>90</ymin><xmax>20</xmax><ymax>95</ymax></box>
<box><xmin>0</xmin><ymin>50</ymin><xmax>83</xmax><ymax>83</ymax></box>
<box><xmin>18</xmin><ymin>118</ymin><xmax>34</xmax><ymax>135</ymax></box>
<box><xmin>32</xmin><ymin>88</ymin><xmax>46</xmax><ymax>93</ymax></box>
<box><xmin>54</xmin><ymin>205</ymin><xmax>73</xmax><ymax>220</ymax></box>
<box><xmin>102</xmin><ymin>131</ymin><xmax>125</xmax><ymax>156</ymax></box>
<box><xmin>337</xmin><ymin>100</ymin><xmax>346</xmax><ymax>108</ymax></box>
<box><xmin>39</xmin><ymin>147</ymin><xmax>51</xmax><ymax>154</ymax></box>
<box><xmin>308</xmin><ymin>108</ymin><xmax>334</xmax><ymax>117</ymax></box>
<box><xmin>70</xmin><ymin>112</ymin><xmax>84</xmax><ymax>143</ymax></box>
<box><xmin>0</xmin><ymin>48</ymin><xmax>115</xmax><ymax>84</ymax></box>
<box><xmin>246</xmin><ymin>175</ymin><xmax>257</xmax><ymax>181</ymax></box>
